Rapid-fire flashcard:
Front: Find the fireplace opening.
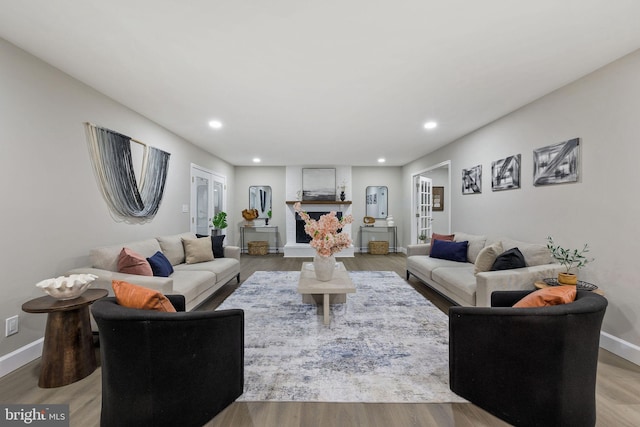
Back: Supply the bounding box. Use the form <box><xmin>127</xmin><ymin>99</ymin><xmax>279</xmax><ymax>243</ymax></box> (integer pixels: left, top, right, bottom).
<box><xmin>296</xmin><ymin>211</ymin><xmax>343</xmax><ymax>243</ymax></box>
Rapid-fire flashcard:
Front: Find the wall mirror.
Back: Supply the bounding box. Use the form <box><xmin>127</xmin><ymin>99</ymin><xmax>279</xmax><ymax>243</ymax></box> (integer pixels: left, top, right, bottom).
<box><xmin>365</xmin><ymin>186</ymin><xmax>388</xmax><ymax>219</ymax></box>
<box><xmin>249</xmin><ymin>186</ymin><xmax>272</xmax><ymax>218</ymax></box>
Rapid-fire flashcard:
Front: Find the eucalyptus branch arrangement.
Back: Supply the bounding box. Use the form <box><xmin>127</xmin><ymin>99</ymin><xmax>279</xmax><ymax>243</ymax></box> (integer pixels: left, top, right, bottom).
<box><xmin>546</xmin><ymin>236</ymin><xmax>593</xmax><ymax>274</ymax></box>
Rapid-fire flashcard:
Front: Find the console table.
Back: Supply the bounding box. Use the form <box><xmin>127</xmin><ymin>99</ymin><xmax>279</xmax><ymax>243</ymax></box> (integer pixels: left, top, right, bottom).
<box><xmin>360</xmin><ymin>226</ymin><xmax>397</xmax><ymax>253</ymax></box>
<box><xmin>22</xmin><ymin>289</ymin><xmax>108</xmax><ymax>388</ymax></box>
<box><xmin>240</xmin><ymin>225</ymin><xmax>279</xmax><ymax>254</ymax></box>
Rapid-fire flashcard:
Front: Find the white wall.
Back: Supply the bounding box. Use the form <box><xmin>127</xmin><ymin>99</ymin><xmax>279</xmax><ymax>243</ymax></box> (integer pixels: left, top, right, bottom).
<box><xmin>0</xmin><ymin>38</ymin><xmax>234</xmax><ymax>358</ymax></box>
<box><xmin>403</xmin><ymin>48</ymin><xmax>640</xmax><ymax>361</ymax></box>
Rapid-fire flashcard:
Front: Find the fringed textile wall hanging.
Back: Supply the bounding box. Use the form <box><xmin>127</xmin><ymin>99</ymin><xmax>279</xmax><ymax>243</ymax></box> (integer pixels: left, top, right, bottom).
<box><xmin>85</xmin><ymin>122</ymin><xmax>171</xmax><ymax>221</ymax></box>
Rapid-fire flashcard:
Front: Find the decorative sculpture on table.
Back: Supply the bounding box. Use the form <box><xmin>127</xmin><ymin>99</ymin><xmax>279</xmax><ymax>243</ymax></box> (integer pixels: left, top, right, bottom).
<box><xmin>294</xmin><ymin>202</ymin><xmax>353</xmax><ymax>281</ymax></box>
<box><xmin>36</xmin><ymin>274</ymin><xmax>98</xmax><ymax>300</ymax></box>
<box><xmin>242</xmin><ymin>208</ymin><xmax>259</xmax><ymax>226</ymax></box>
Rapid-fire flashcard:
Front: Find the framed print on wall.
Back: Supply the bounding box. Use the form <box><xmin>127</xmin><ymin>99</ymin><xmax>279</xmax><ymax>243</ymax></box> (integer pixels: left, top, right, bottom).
<box><xmin>432</xmin><ymin>186</ymin><xmax>444</xmax><ymax>211</ymax></box>
<box><xmin>492</xmin><ymin>154</ymin><xmax>521</xmax><ymax>191</ymax></box>
<box><xmin>533</xmin><ymin>138</ymin><xmax>580</xmax><ymax>186</ymax></box>
<box><xmin>462</xmin><ymin>165</ymin><xmax>482</xmax><ymax>194</ymax></box>
<box><xmin>302</xmin><ymin>168</ymin><xmax>336</xmax><ymax>201</ymax></box>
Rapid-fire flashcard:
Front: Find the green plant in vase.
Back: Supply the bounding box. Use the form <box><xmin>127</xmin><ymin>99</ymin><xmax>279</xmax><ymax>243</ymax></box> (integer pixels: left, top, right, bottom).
<box><xmin>212</xmin><ymin>211</ymin><xmax>228</xmax><ymax>235</ymax></box>
<box><xmin>546</xmin><ymin>236</ymin><xmax>593</xmax><ymax>285</ymax></box>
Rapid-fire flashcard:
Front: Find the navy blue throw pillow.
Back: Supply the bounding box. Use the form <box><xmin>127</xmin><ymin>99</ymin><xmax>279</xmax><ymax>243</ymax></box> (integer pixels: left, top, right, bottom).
<box><xmin>211</xmin><ymin>234</ymin><xmax>225</xmax><ymax>258</ymax></box>
<box><xmin>147</xmin><ymin>251</ymin><xmax>174</xmax><ymax>277</ymax></box>
<box><xmin>491</xmin><ymin>247</ymin><xmax>526</xmax><ymax>271</ymax></box>
<box><xmin>430</xmin><ymin>239</ymin><xmax>468</xmax><ymax>263</ymax></box>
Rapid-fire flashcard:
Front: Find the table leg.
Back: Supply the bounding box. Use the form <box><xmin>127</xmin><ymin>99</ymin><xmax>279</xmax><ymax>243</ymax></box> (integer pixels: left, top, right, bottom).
<box><xmin>39</xmin><ymin>306</ymin><xmax>97</xmax><ymax>388</ymax></box>
<box><xmin>323</xmin><ymin>293</ymin><xmax>330</xmax><ymax>325</ymax></box>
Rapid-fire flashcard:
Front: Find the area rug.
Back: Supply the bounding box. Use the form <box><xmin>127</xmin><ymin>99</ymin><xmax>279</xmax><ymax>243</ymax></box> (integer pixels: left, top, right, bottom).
<box><xmin>216</xmin><ymin>270</ymin><xmax>465</xmax><ymax>403</ymax></box>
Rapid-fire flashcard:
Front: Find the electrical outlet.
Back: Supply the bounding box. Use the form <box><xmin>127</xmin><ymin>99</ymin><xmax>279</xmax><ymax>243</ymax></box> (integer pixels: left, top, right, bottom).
<box><xmin>5</xmin><ymin>315</ymin><xmax>18</xmax><ymax>337</ymax></box>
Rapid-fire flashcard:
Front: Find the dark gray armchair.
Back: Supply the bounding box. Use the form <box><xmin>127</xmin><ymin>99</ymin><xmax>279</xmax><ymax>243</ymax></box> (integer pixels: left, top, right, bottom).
<box><xmin>449</xmin><ymin>290</ymin><xmax>607</xmax><ymax>427</ymax></box>
<box><xmin>91</xmin><ymin>295</ymin><xmax>244</xmax><ymax>427</ymax></box>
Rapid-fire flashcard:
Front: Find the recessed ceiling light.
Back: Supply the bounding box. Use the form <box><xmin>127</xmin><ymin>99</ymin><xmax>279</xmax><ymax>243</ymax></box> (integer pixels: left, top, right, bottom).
<box><xmin>423</xmin><ymin>121</ymin><xmax>438</xmax><ymax>130</ymax></box>
<box><xmin>208</xmin><ymin>120</ymin><xmax>223</xmax><ymax>129</ymax></box>
<box><xmin>378</xmin><ymin>158</ymin><xmax>386</xmax><ymax>163</ymax></box>
<box><xmin>252</xmin><ymin>158</ymin><xmax>261</xmax><ymax>163</ymax></box>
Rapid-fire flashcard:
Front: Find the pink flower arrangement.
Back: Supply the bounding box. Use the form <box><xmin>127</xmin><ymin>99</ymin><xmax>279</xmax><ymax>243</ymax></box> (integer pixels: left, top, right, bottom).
<box><xmin>294</xmin><ymin>202</ymin><xmax>354</xmax><ymax>257</ymax></box>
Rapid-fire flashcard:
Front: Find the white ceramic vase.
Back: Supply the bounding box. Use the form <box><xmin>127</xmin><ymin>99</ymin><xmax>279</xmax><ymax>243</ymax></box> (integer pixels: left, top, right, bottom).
<box><xmin>314</xmin><ymin>254</ymin><xmax>336</xmax><ymax>281</ymax></box>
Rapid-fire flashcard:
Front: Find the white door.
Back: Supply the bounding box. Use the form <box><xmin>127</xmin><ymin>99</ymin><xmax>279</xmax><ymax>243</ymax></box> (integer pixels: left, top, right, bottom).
<box><xmin>190</xmin><ymin>165</ymin><xmax>226</xmax><ymax>236</ymax></box>
<box><xmin>414</xmin><ymin>175</ymin><xmax>433</xmax><ymax>243</ymax></box>
<box><xmin>191</xmin><ymin>167</ymin><xmax>213</xmax><ymax>235</ymax></box>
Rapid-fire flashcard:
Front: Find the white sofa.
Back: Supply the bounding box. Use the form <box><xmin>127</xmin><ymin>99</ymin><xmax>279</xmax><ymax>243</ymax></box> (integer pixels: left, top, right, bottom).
<box><xmin>406</xmin><ymin>232</ymin><xmax>564</xmax><ymax>307</ymax></box>
<box><xmin>68</xmin><ymin>232</ymin><xmax>240</xmax><ymax>311</ymax></box>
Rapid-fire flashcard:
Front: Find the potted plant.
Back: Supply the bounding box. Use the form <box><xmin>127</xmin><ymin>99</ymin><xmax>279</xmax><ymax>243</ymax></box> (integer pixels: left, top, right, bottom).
<box><xmin>212</xmin><ymin>211</ymin><xmax>228</xmax><ymax>236</ymax></box>
<box><xmin>418</xmin><ymin>233</ymin><xmax>427</xmax><ymax>243</ymax></box>
<box><xmin>265</xmin><ymin>209</ymin><xmax>272</xmax><ymax>225</ymax></box>
<box><xmin>546</xmin><ymin>236</ymin><xmax>593</xmax><ymax>285</ymax></box>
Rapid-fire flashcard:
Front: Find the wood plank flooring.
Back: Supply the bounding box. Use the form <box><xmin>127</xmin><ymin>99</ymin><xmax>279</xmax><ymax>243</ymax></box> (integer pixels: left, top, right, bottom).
<box><xmin>1</xmin><ymin>253</ymin><xmax>639</xmax><ymax>426</ymax></box>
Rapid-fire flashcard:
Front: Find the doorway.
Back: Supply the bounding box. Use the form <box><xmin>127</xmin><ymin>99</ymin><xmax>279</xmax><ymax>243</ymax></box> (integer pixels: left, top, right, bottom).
<box><xmin>190</xmin><ymin>164</ymin><xmax>226</xmax><ymax>235</ymax></box>
<box><xmin>411</xmin><ymin>161</ymin><xmax>451</xmax><ymax>243</ymax></box>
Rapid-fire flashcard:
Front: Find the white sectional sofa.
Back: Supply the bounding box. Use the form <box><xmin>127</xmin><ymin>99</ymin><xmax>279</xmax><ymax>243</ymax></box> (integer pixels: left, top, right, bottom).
<box><xmin>406</xmin><ymin>232</ymin><xmax>564</xmax><ymax>307</ymax></box>
<box><xmin>68</xmin><ymin>232</ymin><xmax>240</xmax><ymax>311</ymax></box>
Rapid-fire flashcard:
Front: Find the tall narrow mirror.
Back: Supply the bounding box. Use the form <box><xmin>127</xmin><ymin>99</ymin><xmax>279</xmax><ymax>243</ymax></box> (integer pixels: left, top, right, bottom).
<box><xmin>365</xmin><ymin>186</ymin><xmax>388</xmax><ymax>219</ymax></box>
<box><xmin>249</xmin><ymin>186</ymin><xmax>272</xmax><ymax>218</ymax></box>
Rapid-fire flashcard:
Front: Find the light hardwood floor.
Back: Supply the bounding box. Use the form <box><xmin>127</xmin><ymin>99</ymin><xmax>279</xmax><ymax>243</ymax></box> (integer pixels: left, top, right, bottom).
<box><xmin>2</xmin><ymin>254</ymin><xmax>639</xmax><ymax>426</ymax></box>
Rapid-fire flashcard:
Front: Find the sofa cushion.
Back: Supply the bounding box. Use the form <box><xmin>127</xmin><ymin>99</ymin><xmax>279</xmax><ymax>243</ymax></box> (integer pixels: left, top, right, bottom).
<box><xmin>212</xmin><ymin>235</ymin><xmax>226</xmax><ymax>258</ymax></box>
<box><xmin>430</xmin><ymin>240</ymin><xmax>468</xmax><ymax>262</ymax></box>
<box><xmin>499</xmin><ymin>237</ymin><xmax>552</xmax><ymax>266</ymax></box>
<box><xmin>147</xmin><ymin>251</ymin><xmax>174</xmax><ymax>277</ymax></box>
<box><xmin>112</xmin><ymin>280</ymin><xmax>176</xmax><ymax>312</ymax></box>
<box><xmin>156</xmin><ymin>232</ymin><xmax>196</xmax><ymax>265</ymax></box>
<box><xmin>117</xmin><ymin>248</ymin><xmax>153</xmax><ymax>276</ymax></box>
<box><xmin>431</xmin><ymin>265</ymin><xmax>477</xmax><ymax>306</ymax></box>
<box><xmin>169</xmin><ymin>270</ymin><xmax>217</xmax><ymax>304</ymax></box>
<box><xmin>430</xmin><ymin>233</ymin><xmax>455</xmax><ymax>255</ymax></box>
<box><xmin>491</xmin><ymin>247</ymin><xmax>526</xmax><ymax>271</ymax></box>
<box><xmin>454</xmin><ymin>232</ymin><xmax>487</xmax><ymax>263</ymax></box>
<box><xmin>92</xmin><ymin>239</ymin><xmax>162</xmax><ymax>272</ymax></box>
<box><xmin>407</xmin><ymin>255</ymin><xmax>469</xmax><ymax>281</ymax></box>
<box><xmin>474</xmin><ymin>241</ymin><xmax>503</xmax><ymax>275</ymax></box>
<box><xmin>182</xmin><ymin>237</ymin><xmax>215</xmax><ymax>264</ymax></box>
<box><xmin>513</xmin><ymin>286</ymin><xmax>577</xmax><ymax>308</ymax></box>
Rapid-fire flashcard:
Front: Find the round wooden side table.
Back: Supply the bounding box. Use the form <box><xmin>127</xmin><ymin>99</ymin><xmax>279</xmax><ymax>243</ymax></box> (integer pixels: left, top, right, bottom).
<box><xmin>22</xmin><ymin>288</ymin><xmax>108</xmax><ymax>388</ymax></box>
<box><xmin>534</xmin><ymin>281</ymin><xmax>604</xmax><ymax>296</ymax></box>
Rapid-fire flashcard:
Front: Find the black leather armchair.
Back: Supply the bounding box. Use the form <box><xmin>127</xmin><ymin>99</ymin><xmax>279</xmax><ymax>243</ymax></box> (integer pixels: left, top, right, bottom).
<box><xmin>449</xmin><ymin>290</ymin><xmax>607</xmax><ymax>427</ymax></box>
<box><xmin>91</xmin><ymin>295</ymin><xmax>244</xmax><ymax>427</ymax></box>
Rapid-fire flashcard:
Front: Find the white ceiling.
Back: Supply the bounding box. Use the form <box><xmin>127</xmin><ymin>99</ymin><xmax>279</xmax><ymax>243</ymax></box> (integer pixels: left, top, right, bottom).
<box><xmin>2</xmin><ymin>1</ymin><xmax>640</xmax><ymax>166</ymax></box>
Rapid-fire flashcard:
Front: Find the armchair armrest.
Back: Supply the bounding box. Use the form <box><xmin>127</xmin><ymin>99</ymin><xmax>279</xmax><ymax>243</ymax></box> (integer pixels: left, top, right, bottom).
<box><xmin>223</xmin><ymin>245</ymin><xmax>241</xmax><ymax>261</ymax></box>
<box><xmin>406</xmin><ymin>244</ymin><xmax>430</xmax><ymax>257</ymax></box>
<box><xmin>66</xmin><ymin>267</ymin><xmax>174</xmax><ymax>296</ymax></box>
<box><xmin>475</xmin><ymin>263</ymin><xmax>564</xmax><ymax>307</ymax></box>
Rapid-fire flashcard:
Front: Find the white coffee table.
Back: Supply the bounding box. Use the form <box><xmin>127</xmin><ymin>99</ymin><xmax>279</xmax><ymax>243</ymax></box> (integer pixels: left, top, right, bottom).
<box><xmin>297</xmin><ymin>262</ymin><xmax>356</xmax><ymax>325</ymax></box>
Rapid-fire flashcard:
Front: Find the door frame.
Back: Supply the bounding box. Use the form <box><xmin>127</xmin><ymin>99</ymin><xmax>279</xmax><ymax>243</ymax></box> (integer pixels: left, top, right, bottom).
<box><xmin>410</xmin><ymin>160</ymin><xmax>451</xmax><ymax>243</ymax></box>
<box><xmin>190</xmin><ymin>164</ymin><xmax>227</xmax><ymax>235</ymax></box>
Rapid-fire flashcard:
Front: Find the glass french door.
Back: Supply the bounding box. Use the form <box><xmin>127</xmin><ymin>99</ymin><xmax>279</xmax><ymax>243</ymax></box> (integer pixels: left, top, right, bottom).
<box><xmin>190</xmin><ymin>165</ymin><xmax>226</xmax><ymax>236</ymax></box>
<box><xmin>414</xmin><ymin>175</ymin><xmax>433</xmax><ymax>244</ymax></box>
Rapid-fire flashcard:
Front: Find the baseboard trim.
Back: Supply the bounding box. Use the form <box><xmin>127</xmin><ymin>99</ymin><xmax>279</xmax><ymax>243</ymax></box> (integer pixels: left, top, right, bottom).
<box><xmin>0</xmin><ymin>338</ymin><xmax>43</xmax><ymax>378</ymax></box>
<box><xmin>600</xmin><ymin>331</ymin><xmax>640</xmax><ymax>366</ymax></box>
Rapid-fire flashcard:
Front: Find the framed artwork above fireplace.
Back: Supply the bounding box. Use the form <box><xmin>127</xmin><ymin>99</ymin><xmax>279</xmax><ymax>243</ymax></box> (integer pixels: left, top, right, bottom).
<box><xmin>302</xmin><ymin>168</ymin><xmax>336</xmax><ymax>201</ymax></box>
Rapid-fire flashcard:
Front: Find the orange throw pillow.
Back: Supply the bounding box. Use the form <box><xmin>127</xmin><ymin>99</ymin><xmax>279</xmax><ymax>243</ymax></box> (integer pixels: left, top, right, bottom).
<box><xmin>117</xmin><ymin>248</ymin><xmax>153</xmax><ymax>276</ymax></box>
<box><xmin>430</xmin><ymin>233</ymin><xmax>455</xmax><ymax>255</ymax></box>
<box><xmin>513</xmin><ymin>286</ymin><xmax>577</xmax><ymax>308</ymax></box>
<box><xmin>112</xmin><ymin>280</ymin><xmax>176</xmax><ymax>312</ymax></box>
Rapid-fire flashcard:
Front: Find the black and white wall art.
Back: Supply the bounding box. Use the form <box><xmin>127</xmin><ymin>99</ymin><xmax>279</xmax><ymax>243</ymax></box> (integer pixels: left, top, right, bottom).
<box><xmin>492</xmin><ymin>154</ymin><xmax>521</xmax><ymax>191</ymax></box>
<box><xmin>302</xmin><ymin>168</ymin><xmax>336</xmax><ymax>201</ymax></box>
<box><xmin>533</xmin><ymin>138</ymin><xmax>580</xmax><ymax>186</ymax></box>
<box><xmin>462</xmin><ymin>165</ymin><xmax>482</xmax><ymax>194</ymax></box>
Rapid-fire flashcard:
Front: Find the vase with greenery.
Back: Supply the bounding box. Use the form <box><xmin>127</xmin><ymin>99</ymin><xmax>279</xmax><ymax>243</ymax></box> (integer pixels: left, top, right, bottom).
<box><xmin>418</xmin><ymin>233</ymin><xmax>427</xmax><ymax>243</ymax></box>
<box><xmin>546</xmin><ymin>236</ymin><xmax>593</xmax><ymax>285</ymax></box>
<box><xmin>266</xmin><ymin>209</ymin><xmax>272</xmax><ymax>225</ymax></box>
<box><xmin>212</xmin><ymin>211</ymin><xmax>228</xmax><ymax>236</ymax></box>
